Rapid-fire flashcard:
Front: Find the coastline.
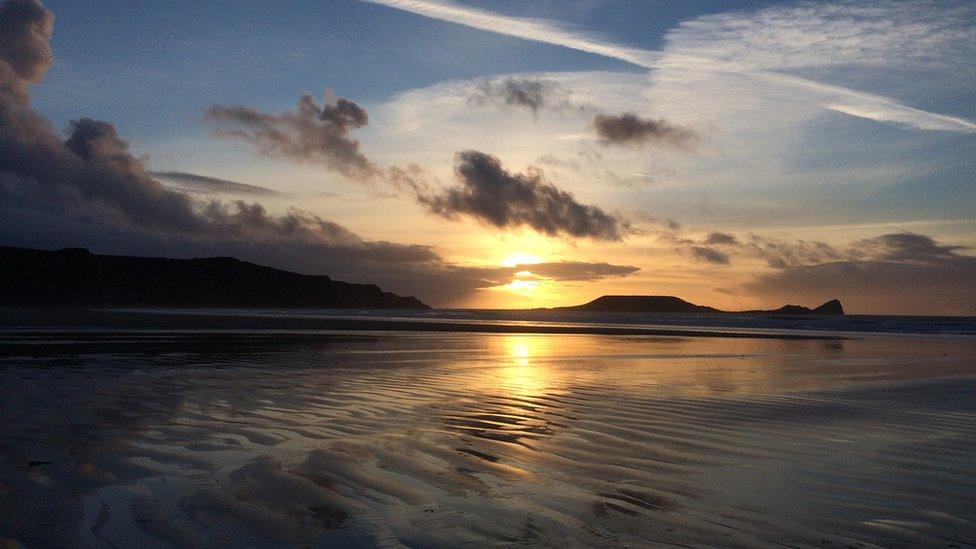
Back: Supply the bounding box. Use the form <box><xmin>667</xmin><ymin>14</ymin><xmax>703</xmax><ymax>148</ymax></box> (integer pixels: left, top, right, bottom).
<box><xmin>0</xmin><ymin>307</ymin><xmax>851</xmax><ymax>340</ymax></box>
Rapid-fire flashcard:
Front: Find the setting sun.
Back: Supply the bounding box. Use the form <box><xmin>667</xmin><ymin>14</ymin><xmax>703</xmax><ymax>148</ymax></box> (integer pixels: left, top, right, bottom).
<box><xmin>501</xmin><ymin>252</ymin><xmax>542</xmax><ymax>268</ymax></box>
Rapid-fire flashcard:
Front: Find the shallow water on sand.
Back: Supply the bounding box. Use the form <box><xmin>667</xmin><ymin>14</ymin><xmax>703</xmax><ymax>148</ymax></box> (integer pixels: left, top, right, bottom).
<box><xmin>1</xmin><ymin>331</ymin><xmax>974</xmax><ymax>547</ymax></box>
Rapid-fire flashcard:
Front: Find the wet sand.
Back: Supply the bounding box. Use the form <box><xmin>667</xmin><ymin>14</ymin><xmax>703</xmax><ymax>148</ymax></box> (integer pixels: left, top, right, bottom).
<box><xmin>1</xmin><ymin>327</ymin><xmax>974</xmax><ymax>547</ymax></box>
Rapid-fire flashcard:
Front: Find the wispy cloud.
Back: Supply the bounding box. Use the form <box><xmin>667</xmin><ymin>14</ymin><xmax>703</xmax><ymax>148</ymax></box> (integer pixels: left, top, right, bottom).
<box><xmin>363</xmin><ymin>0</ymin><xmax>976</xmax><ymax>134</ymax></box>
<box><xmin>361</xmin><ymin>0</ymin><xmax>659</xmax><ymax>68</ymax></box>
<box><xmin>469</xmin><ymin>77</ymin><xmax>573</xmax><ymax>114</ymax></box>
<box><xmin>150</xmin><ymin>171</ymin><xmax>287</xmax><ymax>198</ymax></box>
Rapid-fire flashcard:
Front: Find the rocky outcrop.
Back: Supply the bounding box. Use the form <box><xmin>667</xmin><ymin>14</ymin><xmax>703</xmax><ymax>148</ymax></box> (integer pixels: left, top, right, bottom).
<box><xmin>558</xmin><ymin>295</ymin><xmax>845</xmax><ymax>315</ymax></box>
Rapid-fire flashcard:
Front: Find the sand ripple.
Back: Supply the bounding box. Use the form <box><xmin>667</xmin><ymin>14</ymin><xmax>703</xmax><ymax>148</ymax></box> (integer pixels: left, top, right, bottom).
<box><xmin>1</xmin><ymin>331</ymin><xmax>974</xmax><ymax>547</ymax></box>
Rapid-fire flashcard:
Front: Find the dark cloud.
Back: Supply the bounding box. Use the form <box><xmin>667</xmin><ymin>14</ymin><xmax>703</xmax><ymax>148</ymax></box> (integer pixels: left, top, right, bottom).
<box><xmin>685</xmin><ymin>233</ymin><xmax>737</xmax><ymax>265</ymax></box>
<box><xmin>0</xmin><ymin>2</ymin><xmax>637</xmax><ymax>306</ymax></box>
<box><xmin>0</xmin><ymin>0</ymin><xmax>52</xmax><ymax>105</ymax></box>
<box><xmin>0</xmin><ymin>1</ymin><xmax>444</xmax><ymax>300</ymax></box>
<box><xmin>703</xmin><ymin>232</ymin><xmax>738</xmax><ymax>246</ymax></box>
<box><xmin>418</xmin><ymin>150</ymin><xmax>624</xmax><ymax>241</ymax></box>
<box><xmin>746</xmin><ymin>236</ymin><xmax>845</xmax><ymax>269</ymax></box>
<box><xmin>205</xmin><ymin>93</ymin><xmax>378</xmax><ymax>180</ymax></box>
<box><xmin>690</xmin><ymin>246</ymin><xmax>730</xmax><ymax>265</ymax></box>
<box><xmin>744</xmin><ymin>233</ymin><xmax>976</xmax><ymax>315</ymax></box>
<box><xmin>853</xmin><ymin>232</ymin><xmax>966</xmax><ymax>262</ymax></box>
<box><xmin>0</xmin><ymin>105</ymin><xmax>440</xmax><ymax>294</ymax></box>
<box><xmin>150</xmin><ymin>171</ymin><xmax>287</xmax><ymax>198</ymax></box>
<box><xmin>592</xmin><ymin>113</ymin><xmax>696</xmax><ymax>148</ymax></box>
<box><xmin>1</xmin><ymin>110</ymin><xmax>207</xmax><ymax>233</ymax></box>
<box><xmin>469</xmin><ymin>77</ymin><xmax>570</xmax><ymax>114</ymax></box>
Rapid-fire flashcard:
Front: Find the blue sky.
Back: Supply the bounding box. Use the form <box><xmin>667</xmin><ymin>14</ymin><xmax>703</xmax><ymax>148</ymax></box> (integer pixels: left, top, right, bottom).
<box><xmin>4</xmin><ymin>0</ymin><xmax>976</xmax><ymax>312</ymax></box>
<box><xmin>32</xmin><ymin>1</ymin><xmax>792</xmax><ymax>137</ymax></box>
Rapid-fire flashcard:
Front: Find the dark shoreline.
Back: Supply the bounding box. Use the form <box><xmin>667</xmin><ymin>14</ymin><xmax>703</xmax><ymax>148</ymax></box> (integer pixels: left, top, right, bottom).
<box><xmin>0</xmin><ymin>308</ymin><xmax>845</xmax><ymax>340</ymax></box>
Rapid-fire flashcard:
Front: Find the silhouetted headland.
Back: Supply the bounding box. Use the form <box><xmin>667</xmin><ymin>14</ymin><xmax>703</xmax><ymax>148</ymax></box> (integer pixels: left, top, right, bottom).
<box><xmin>557</xmin><ymin>295</ymin><xmax>844</xmax><ymax>315</ymax></box>
<box><xmin>0</xmin><ymin>246</ymin><xmax>429</xmax><ymax>309</ymax></box>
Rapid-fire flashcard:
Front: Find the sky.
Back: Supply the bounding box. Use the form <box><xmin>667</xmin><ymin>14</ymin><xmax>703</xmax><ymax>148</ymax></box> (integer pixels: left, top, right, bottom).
<box><xmin>1</xmin><ymin>0</ymin><xmax>975</xmax><ymax>314</ymax></box>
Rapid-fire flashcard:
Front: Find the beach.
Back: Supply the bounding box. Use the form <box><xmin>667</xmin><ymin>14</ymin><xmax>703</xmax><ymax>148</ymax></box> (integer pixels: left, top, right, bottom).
<box><xmin>1</xmin><ymin>312</ymin><xmax>974</xmax><ymax>547</ymax></box>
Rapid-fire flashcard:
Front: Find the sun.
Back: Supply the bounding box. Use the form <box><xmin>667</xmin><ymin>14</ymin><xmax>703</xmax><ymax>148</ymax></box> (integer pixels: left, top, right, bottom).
<box><xmin>506</xmin><ymin>278</ymin><xmax>540</xmax><ymax>294</ymax></box>
<box><xmin>501</xmin><ymin>252</ymin><xmax>542</xmax><ymax>267</ymax></box>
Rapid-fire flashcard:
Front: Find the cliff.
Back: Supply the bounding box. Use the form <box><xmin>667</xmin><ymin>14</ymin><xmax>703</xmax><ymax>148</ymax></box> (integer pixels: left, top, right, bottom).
<box><xmin>0</xmin><ymin>246</ymin><xmax>430</xmax><ymax>309</ymax></box>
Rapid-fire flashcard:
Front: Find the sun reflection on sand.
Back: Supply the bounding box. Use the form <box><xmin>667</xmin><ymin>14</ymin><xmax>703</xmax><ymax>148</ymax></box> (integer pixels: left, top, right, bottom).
<box><xmin>497</xmin><ymin>335</ymin><xmax>556</xmax><ymax>398</ymax></box>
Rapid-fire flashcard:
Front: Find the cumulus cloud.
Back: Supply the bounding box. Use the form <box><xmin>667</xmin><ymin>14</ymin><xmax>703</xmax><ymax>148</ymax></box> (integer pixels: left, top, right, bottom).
<box><xmin>418</xmin><ymin>150</ymin><xmax>624</xmax><ymax>241</ymax></box>
<box><xmin>469</xmin><ymin>77</ymin><xmax>571</xmax><ymax>114</ymax></box>
<box><xmin>744</xmin><ymin>233</ymin><xmax>976</xmax><ymax>316</ymax></box>
<box><xmin>205</xmin><ymin>87</ymin><xmax>632</xmax><ymax>244</ymax></box>
<box><xmin>0</xmin><ymin>1</ymin><xmax>445</xmax><ymax>301</ymax></box>
<box><xmin>690</xmin><ymin>246</ymin><xmax>730</xmax><ymax>265</ymax></box>
<box><xmin>149</xmin><ymin>171</ymin><xmax>287</xmax><ymax>198</ymax></box>
<box><xmin>592</xmin><ymin>113</ymin><xmax>696</xmax><ymax>148</ymax></box>
<box><xmin>0</xmin><ymin>0</ymin><xmax>52</xmax><ymax>105</ymax></box>
<box><xmin>0</xmin><ymin>1</ymin><xmax>640</xmax><ymax>306</ymax></box>
<box><xmin>703</xmin><ymin>232</ymin><xmax>738</xmax><ymax>246</ymax></box>
<box><xmin>205</xmin><ymin>92</ymin><xmax>378</xmax><ymax>180</ymax></box>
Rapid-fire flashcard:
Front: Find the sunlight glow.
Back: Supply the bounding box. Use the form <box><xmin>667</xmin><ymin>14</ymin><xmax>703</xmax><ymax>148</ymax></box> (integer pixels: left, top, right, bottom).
<box><xmin>495</xmin><ymin>335</ymin><xmax>560</xmax><ymax>405</ymax></box>
<box><xmin>501</xmin><ymin>252</ymin><xmax>542</xmax><ymax>267</ymax></box>
<box><xmin>505</xmin><ymin>279</ymin><xmax>540</xmax><ymax>294</ymax></box>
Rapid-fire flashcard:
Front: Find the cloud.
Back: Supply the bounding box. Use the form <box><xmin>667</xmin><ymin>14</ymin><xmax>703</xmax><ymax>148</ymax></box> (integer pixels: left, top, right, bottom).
<box><xmin>659</xmin><ymin>2</ymin><xmax>976</xmax><ymax>134</ymax></box>
<box><xmin>374</xmin><ymin>259</ymin><xmax>639</xmax><ymax>304</ymax></box>
<box><xmin>690</xmin><ymin>246</ymin><xmax>730</xmax><ymax>265</ymax></box>
<box><xmin>149</xmin><ymin>171</ymin><xmax>287</xmax><ymax>198</ymax></box>
<box><xmin>592</xmin><ymin>113</ymin><xmax>696</xmax><ymax>148</ymax></box>
<box><xmin>0</xmin><ymin>1</ymin><xmax>445</xmax><ymax>300</ymax></box>
<box><xmin>417</xmin><ymin>150</ymin><xmax>624</xmax><ymax>241</ymax></box>
<box><xmin>744</xmin><ymin>232</ymin><xmax>976</xmax><ymax>315</ymax></box>
<box><xmin>852</xmin><ymin>232</ymin><xmax>966</xmax><ymax>262</ymax></box>
<box><xmin>703</xmin><ymin>232</ymin><xmax>737</xmax><ymax>246</ymax></box>
<box><xmin>0</xmin><ymin>1</ymin><xmax>637</xmax><ymax>307</ymax></box>
<box><xmin>364</xmin><ymin>0</ymin><xmax>976</xmax><ymax>133</ymax></box>
<box><xmin>360</xmin><ymin>0</ymin><xmax>659</xmax><ymax>68</ymax></box>
<box><xmin>205</xmin><ymin>92</ymin><xmax>379</xmax><ymax>180</ymax></box>
<box><xmin>745</xmin><ymin>236</ymin><xmax>846</xmax><ymax>269</ymax></box>
<box><xmin>442</xmin><ymin>260</ymin><xmax>639</xmax><ymax>287</ymax></box>
<box><xmin>0</xmin><ymin>0</ymin><xmax>52</xmax><ymax>105</ymax></box>
<box><xmin>469</xmin><ymin>77</ymin><xmax>574</xmax><ymax>114</ymax></box>
<box><xmin>673</xmin><ymin>232</ymin><xmax>843</xmax><ymax>269</ymax></box>
<box><xmin>515</xmin><ymin>261</ymin><xmax>639</xmax><ymax>281</ymax></box>
<box><xmin>200</xmin><ymin>81</ymin><xmax>637</xmax><ymax>244</ymax></box>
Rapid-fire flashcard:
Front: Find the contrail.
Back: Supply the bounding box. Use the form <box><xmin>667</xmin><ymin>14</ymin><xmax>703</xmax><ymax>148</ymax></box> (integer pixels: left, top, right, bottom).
<box><xmin>360</xmin><ymin>0</ymin><xmax>660</xmax><ymax>68</ymax></box>
<box><xmin>362</xmin><ymin>0</ymin><xmax>976</xmax><ymax>134</ymax></box>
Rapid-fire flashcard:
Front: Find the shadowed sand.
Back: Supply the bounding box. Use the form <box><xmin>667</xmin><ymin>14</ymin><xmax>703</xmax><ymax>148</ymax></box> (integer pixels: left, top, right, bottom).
<box><xmin>0</xmin><ymin>325</ymin><xmax>974</xmax><ymax>547</ymax></box>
